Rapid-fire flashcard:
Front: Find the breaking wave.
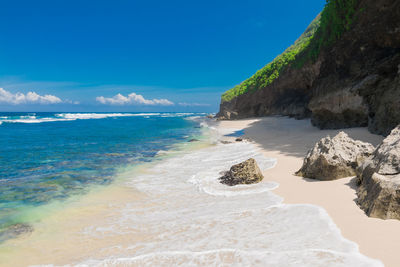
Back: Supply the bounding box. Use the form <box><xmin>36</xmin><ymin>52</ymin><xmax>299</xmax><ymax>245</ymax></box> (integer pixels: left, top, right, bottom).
<box><xmin>72</xmin><ymin>127</ymin><xmax>382</xmax><ymax>267</ymax></box>
<box><xmin>0</xmin><ymin>112</ymin><xmax>207</xmax><ymax>124</ymax></box>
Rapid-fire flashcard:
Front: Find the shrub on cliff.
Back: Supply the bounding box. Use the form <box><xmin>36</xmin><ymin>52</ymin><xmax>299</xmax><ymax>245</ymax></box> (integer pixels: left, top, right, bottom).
<box><xmin>221</xmin><ymin>0</ymin><xmax>359</xmax><ymax>103</ymax></box>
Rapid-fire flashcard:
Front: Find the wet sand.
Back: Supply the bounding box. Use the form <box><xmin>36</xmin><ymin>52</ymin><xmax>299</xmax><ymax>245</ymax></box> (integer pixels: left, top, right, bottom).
<box><xmin>1</xmin><ymin>117</ymin><xmax>398</xmax><ymax>266</ymax></box>
<box><xmin>218</xmin><ymin>116</ymin><xmax>400</xmax><ymax>267</ymax></box>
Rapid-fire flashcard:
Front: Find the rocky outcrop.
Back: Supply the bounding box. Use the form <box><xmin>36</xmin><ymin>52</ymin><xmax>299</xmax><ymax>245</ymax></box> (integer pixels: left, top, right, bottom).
<box><xmin>296</xmin><ymin>132</ymin><xmax>374</xmax><ymax>180</ymax></box>
<box><xmin>217</xmin><ymin>59</ymin><xmax>320</xmax><ymax>120</ymax></box>
<box><xmin>309</xmin><ymin>86</ymin><xmax>369</xmax><ymax>129</ymax></box>
<box><xmin>218</xmin><ymin>0</ymin><xmax>400</xmax><ymax>135</ymax></box>
<box><xmin>219</xmin><ymin>158</ymin><xmax>264</xmax><ymax>186</ymax></box>
<box><xmin>357</xmin><ymin>125</ymin><xmax>400</xmax><ymax>219</ymax></box>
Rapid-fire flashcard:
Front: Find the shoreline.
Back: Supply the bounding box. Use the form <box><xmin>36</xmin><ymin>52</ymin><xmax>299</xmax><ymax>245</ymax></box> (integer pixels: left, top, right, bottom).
<box><xmin>0</xmin><ymin>117</ymin><xmax>212</xmax><ymax>266</ymax></box>
<box><xmin>0</xmin><ymin>116</ymin><xmax>396</xmax><ymax>266</ymax></box>
<box><xmin>217</xmin><ymin>116</ymin><xmax>400</xmax><ymax>267</ymax></box>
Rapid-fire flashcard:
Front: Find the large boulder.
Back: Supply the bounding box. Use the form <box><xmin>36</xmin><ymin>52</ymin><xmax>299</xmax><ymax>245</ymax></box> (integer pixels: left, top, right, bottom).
<box><xmin>357</xmin><ymin>125</ymin><xmax>400</xmax><ymax>219</ymax></box>
<box><xmin>296</xmin><ymin>132</ymin><xmax>374</xmax><ymax>180</ymax></box>
<box><xmin>219</xmin><ymin>158</ymin><xmax>264</xmax><ymax>186</ymax></box>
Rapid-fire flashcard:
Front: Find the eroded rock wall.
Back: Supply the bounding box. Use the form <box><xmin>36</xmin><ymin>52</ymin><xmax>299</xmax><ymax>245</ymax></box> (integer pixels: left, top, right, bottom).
<box><xmin>218</xmin><ymin>0</ymin><xmax>400</xmax><ymax>136</ymax></box>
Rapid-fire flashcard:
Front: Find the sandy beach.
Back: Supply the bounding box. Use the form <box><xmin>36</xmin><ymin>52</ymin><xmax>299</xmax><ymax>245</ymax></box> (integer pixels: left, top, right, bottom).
<box><xmin>1</xmin><ymin>115</ymin><xmax>397</xmax><ymax>266</ymax></box>
<box><xmin>218</xmin><ymin>116</ymin><xmax>400</xmax><ymax>267</ymax></box>
<box><xmin>1</xmin><ymin>0</ymin><xmax>398</xmax><ymax>266</ymax></box>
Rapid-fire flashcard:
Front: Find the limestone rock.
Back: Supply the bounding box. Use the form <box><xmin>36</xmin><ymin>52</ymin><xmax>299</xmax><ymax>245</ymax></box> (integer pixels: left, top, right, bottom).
<box><xmin>219</xmin><ymin>158</ymin><xmax>264</xmax><ymax>186</ymax></box>
<box><xmin>296</xmin><ymin>132</ymin><xmax>374</xmax><ymax>180</ymax></box>
<box><xmin>206</xmin><ymin>114</ymin><xmax>215</xmax><ymax>119</ymax></box>
<box><xmin>357</xmin><ymin>125</ymin><xmax>400</xmax><ymax>219</ymax></box>
<box><xmin>309</xmin><ymin>87</ymin><xmax>369</xmax><ymax>129</ymax></box>
<box><xmin>372</xmin><ymin>126</ymin><xmax>400</xmax><ymax>175</ymax></box>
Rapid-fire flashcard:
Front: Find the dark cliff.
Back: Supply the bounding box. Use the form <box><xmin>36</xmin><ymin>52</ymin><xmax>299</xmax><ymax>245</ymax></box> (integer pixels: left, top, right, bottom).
<box><xmin>218</xmin><ymin>0</ymin><xmax>400</xmax><ymax>136</ymax></box>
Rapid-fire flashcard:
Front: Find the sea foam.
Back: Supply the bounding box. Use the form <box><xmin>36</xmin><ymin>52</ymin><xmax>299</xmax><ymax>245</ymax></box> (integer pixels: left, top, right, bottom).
<box><xmin>54</xmin><ymin>113</ymin><xmax>160</xmax><ymax>120</ymax></box>
<box><xmin>78</xmin><ymin>249</ymin><xmax>380</xmax><ymax>267</ymax></box>
<box><xmin>0</xmin><ymin>113</ymin><xmax>208</xmax><ymax>125</ymax></box>
<box><xmin>70</xmin><ymin>125</ymin><xmax>382</xmax><ymax>267</ymax></box>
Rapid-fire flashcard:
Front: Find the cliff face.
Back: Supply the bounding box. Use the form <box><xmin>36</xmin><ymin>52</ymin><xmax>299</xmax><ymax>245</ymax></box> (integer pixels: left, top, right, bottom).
<box><xmin>218</xmin><ymin>0</ymin><xmax>400</xmax><ymax>136</ymax></box>
<box><xmin>218</xmin><ymin>57</ymin><xmax>321</xmax><ymax>120</ymax></box>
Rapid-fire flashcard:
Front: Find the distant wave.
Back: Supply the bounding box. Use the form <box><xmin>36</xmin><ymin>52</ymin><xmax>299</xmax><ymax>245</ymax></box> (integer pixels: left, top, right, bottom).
<box><xmin>54</xmin><ymin>113</ymin><xmax>158</xmax><ymax>120</ymax></box>
<box><xmin>0</xmin><ymin>116</ymin><xmax>68</xmax><ymax>124</ymax></box>
<box><xmin>0</xmin><ymin>113</ymin><xmax>206</xmax><ymax>124</ymax></box>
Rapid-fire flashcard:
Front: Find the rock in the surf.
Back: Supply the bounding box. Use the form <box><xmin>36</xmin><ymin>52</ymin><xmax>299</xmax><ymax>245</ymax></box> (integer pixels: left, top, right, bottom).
<box><xmin>357</xmin><ymin>125</ymin><xmax>400</xmax><ymax>219</ymax></box>
<box><xmin>219</xmin><ymin>158</ymin><xmax>264</xmax><ymax>186</ymax></box>
<box><xmin>296</xmin><ymin>132</ymin><xmax>374</xmax><ymax>180</ymax></box>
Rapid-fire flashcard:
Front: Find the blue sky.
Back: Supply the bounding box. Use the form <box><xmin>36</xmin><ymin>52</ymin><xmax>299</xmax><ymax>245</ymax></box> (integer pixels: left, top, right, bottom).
<box><xmin>0</xmin><ymin>0</ymin><xmax>325</xmax><ymax>112</ymax></box>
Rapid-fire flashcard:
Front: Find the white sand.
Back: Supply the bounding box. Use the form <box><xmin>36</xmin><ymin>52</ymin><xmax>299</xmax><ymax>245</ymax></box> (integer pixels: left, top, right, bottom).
<box><xmin>217</xmin><ymin>116</ymin><xmax>400</xmax><ymax>267</ymax></box>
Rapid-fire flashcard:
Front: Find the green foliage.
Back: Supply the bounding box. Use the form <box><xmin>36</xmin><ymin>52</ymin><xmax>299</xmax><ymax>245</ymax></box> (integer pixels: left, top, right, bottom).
<box><xmin>296</xmin><ymin>0</ymin><xmax>358</xmax><ymax>66</ymax></box>
<box><xmin>221</xmin><ymin>0</ymin><xmax>359</xmax><ymax>103</ymax></box>
<box><xmin>221</xmin><ymin>16</ymin><xmax>319</xmax><ymax>103</ymax></box>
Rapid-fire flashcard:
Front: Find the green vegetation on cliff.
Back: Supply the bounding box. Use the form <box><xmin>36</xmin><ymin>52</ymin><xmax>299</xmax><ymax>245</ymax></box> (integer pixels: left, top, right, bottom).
<box><xmin>221</xmin><ymin>0</ymin><xmax>359</xmax><ymax>103</ymax></box>
<box><xmin>296</xmin><ymin>0</ymin><xmax>358</xmax><ymax>65</ymax></box>
<box><xmin>221</xmin><ymin>16</ymin><xmax>320</xmax><ymax>103</ymax></box>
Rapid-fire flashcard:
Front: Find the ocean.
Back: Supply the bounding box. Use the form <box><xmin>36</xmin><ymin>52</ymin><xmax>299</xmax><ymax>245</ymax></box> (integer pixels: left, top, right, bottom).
<box><xmin>0</xmin><ymin>112</ymin><xmax>382</xmax><ymax>266</ymax></box>
<box><xmin>0</xmin><ymin>112</ymin><xmax>204</xmax><ymax>240</ymax></box>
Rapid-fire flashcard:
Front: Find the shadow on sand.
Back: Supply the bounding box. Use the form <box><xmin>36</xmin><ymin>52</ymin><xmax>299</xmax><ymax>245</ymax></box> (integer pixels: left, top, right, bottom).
<box><xmin>236</xmin><ymin>116</ymin><xmax>383</xmax><ymax>159</ymax></box>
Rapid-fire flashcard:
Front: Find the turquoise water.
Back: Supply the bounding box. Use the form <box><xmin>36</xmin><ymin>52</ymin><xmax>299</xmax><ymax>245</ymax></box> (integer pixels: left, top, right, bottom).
<box><xmin>0</xmin><ymin>114</ymin><xmax>384</xmax><ymax>266</ymax></box>
<box><xmin>0</xmin><ymin>112</ymin><xmax>205</xmax><ymax>237</ymax></box>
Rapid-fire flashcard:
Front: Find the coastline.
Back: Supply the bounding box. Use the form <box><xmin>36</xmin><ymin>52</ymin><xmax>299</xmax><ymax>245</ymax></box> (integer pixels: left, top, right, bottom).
<box><xmin>0</xmin><ymin>115</ymin><xmax>382</xmax><ymax>267</ymax></box>
<box><xmin>0</xmin><ymin>115</ymin><xmax>394</xmax><ymax>266</ymax></box>
<box><xmin>217</xmin><ymin>116</ymin><xmax>400</xmax><ymax>267</ymax></box>
<box><xmin>0</xmin><ymin>115</ymin><xmax>212</xmax><ymax>266</ymax></box>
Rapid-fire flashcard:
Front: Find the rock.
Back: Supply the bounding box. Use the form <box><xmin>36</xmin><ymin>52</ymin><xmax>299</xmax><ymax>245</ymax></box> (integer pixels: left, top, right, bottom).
<box><xmin>371</xmin><ymin>126</ymin><xmax>400</xmax><ymax>175</ymax></box>
<box><xmin>206</xmin><ymin>114</ymin><xmax>215</xmax><ymax>119</ymax></box>
<box><xmin>309</xmin><ymin>87</ymin><xmax>369</xmax><ymax>129</ymax></box>
<box><xmin>296</xmin><ymin>132</ymin><xmax>374</xmax><ymax>180</ymax></box>
<box><xmin>357</xmin><ymin>125</ymin><xmax>400</xmax><ymax>219</ymax></box>
<box><xmin>219</xmin><ymin>158</ymin><xmax>264</xmax><ymax>186</ymax></box>
<box><xmin>357</xmin><ymin>171</ymin><xmax>400</xmax><ymax>220</ymax></box>
<box><xmin>188</xmin><ymin>139</ymin><xmax>199</xmax><ymax>142</ymax></box>
<box><xmin>234</xmin><ymin>137</ymin><xmax>252</xmax><ymax>142</ymax></box>
<box><xmin>220</xmin><ymin>140</ymin><xmax>232</xmax><ymax>144</ymax></box>
<box><xmin>216</xmin><ymin>110</ymin><xmax>239</xmax><ymax>120</ymax></box>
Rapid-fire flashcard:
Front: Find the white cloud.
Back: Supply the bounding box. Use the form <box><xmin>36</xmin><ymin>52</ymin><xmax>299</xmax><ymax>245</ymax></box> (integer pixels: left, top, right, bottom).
<box><xmin>65</xmin><ymin>99</ymin><xmax>80</xmax><ymax>105</ymax></box>
<box><xmin>0</xmin><ymin>88</ymin><xmax>62</xmax><ymax>104</ymax></box>
<box><xmin>178</xmin><ymin>102</ymin><xmax>211</xmax><ymax>107</ymax></box>
<box><xmin>96</xmin><ymin>92</ymin><xmax>174</xmax><ymax>106</ymax></box>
